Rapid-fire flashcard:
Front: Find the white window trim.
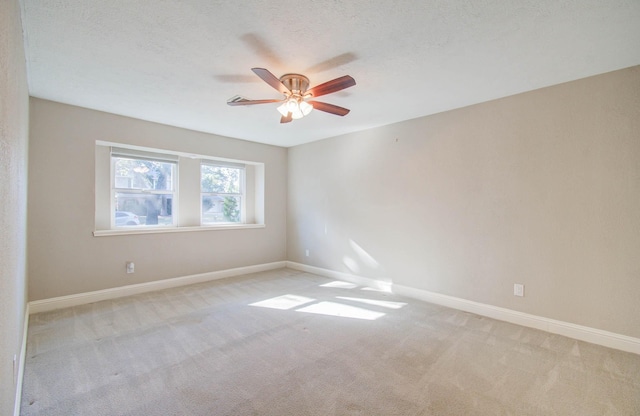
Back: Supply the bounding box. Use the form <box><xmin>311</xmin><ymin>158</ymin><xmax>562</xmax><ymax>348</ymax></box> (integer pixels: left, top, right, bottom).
<box><xmin>93</xmin><ymin>223</ymin><xmax>265</xmax><ymax>237</ymax></box>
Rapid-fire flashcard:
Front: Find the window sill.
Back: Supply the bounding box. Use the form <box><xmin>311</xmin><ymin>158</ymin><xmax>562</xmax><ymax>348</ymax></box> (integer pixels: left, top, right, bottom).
<box><xmin>93</xmin><ymin>223</ymin><xmax>265</xmax><ymax>237</ymax></box>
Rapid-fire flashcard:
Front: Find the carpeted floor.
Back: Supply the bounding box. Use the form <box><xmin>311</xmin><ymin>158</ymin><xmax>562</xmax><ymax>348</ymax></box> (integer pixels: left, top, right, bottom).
<box><xmin>21</xmin><ymin>268</ymin><xmax>640</xmax><ymax>415</ymax></box>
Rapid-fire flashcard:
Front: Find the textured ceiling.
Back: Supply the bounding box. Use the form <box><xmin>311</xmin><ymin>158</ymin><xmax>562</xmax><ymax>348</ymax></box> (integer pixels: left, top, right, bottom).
<box><xmin>20</xmin><ymin>0</ymin><xmax>640</xmax><ymax>147</ymax></box>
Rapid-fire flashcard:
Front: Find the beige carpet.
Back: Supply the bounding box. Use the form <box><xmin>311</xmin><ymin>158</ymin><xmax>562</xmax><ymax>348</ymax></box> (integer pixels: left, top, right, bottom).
<box><xmin>21</xmin><ymin>268</ymin><xmax>640</xmax><ymax>415</ymax></box>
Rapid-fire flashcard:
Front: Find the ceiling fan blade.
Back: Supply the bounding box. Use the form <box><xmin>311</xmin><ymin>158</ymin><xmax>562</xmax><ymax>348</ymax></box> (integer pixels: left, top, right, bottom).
<box><xmin>280</xmin><ymin>112</ymin><xmax>293</xmax><ymax>123</ymax></box>
<box><xmin>227</xmin><ymin>96</ymin><xmax>282</xmax><ymax>106</ymax></box>
<box><xmin>251</xmin><ymin>68</ymin><xmax>291</xmax><ymax>95</ymax></box>
<box><xmin>306</xmin><ymin>75</ymin><xmax>355</xmax><ymax>98</ymax></box>
<box><xmin>309</xmin><ymin>101</ymin><xmax>350</xmax><ymax>116</ymax></box>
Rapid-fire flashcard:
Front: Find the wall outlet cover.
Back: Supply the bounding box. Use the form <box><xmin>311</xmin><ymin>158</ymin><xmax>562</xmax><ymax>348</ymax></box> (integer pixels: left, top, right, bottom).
<box><xmin>514</xmin><ymin>283</ymin><xmax>524</xmax><ymax>297</ymax></box>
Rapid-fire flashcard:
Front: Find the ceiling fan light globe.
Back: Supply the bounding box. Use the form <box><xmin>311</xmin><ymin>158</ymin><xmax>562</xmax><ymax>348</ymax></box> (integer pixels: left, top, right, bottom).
<box><xmin>291</xmin><ymin>109</ymin><xmax>304</xmax><ymax>119</ymax></box>
<box><xmin>286</xmin><ymin>99</ymin><xmax>299</xmax><ymax>113</ymax></box>
<box><xmin>277</xmin><ymin>103</ymin><xmax>289</xmax><ymax>117</ymax></box>
<box><xmin>299</xmin><ymin>101</ymin><xmax>313</xmax><ymax>116</ymax></box>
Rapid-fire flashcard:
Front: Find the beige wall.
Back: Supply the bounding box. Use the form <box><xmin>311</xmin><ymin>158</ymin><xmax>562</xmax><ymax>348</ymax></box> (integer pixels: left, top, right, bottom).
<box><xmin>28</xmin><ymin>99</ymin><xmax>287</xmax><ymax>301</ymax></box>
<box><xmin>0</xmin><ymin>0</ymin><xmax>30</xmax><ymax>413</ymax></box>
<box><xmin>288</xmin><ymin>66</ymin><xmax>640</xmax><ymax>339</ymax></box>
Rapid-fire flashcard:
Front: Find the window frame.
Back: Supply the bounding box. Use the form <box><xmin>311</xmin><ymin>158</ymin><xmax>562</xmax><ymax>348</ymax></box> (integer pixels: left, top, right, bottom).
<box><xmin>110</xmin><ymin>149</ymin><xmax>178</xmax><ymax>229</ymax></box>
<box><xmin>94</xmin><ymin>141</ymin><xmax>265</xmax><ymax>236</ymax></box>
<box><xmin>200</xmin><ymin>161</ymin><xmax>246</xmax><ymax>225</ymax></box>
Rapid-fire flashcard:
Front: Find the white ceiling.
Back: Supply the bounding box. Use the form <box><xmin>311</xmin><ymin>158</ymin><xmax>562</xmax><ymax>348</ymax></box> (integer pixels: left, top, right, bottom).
<box><xmin>20</xmin><ymin>0</ymin><xmax>640</xmax><ymax>147</ymax></box>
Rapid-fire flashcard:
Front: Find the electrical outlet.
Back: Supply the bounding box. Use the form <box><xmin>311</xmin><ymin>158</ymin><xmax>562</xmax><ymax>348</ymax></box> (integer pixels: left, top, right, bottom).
<box><xmin>13</xmin><ymin>354</ymin><xmax>17</xmax><ymax>382</ymax></box>
<box><xmin>305</xmin><ymin>249</ymin><xmax>309</xmax><ymax>257</ymax></box>
<box><xmin>514</xmin><ymin>283</ymin><xmax>525</xmax><ymax>297</ymax></box>
<box><xmin>126</xmin><ymin>262</ymin><xmax>135</xmax><ymax>274</ymax></box>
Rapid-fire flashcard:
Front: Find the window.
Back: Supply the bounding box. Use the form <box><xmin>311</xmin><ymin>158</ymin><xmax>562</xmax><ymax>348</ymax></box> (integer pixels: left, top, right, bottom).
<box><xmin>111</xmin><ymin>148</ymin><xmax>177</xmax><ymax>227</ymax></box>
<box><xmin>94</xmin><ymin>141</ymin><xmax>264</xmax><ymax>235</ymax></box>
<box><xmin>201</xmin><ymin>163</ymin><xmax>245</xmax><ymax>224</ymax></box>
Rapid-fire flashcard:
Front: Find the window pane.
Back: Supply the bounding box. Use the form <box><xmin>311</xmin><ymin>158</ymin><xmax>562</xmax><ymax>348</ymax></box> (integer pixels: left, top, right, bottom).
<box><xmin>201</xmin><ymin>165</ymin><xmax>241</xmax><ymax>193</ymax></box>
<box><xmin>114</xmin><ymin>193</ymin><xmax>174</xmax><ymax>226</ymax></box>
<box><xmin>202</xmin><ymin>196</ymin><xmax>241</xmax><ymax>224</ymax></box>
<box><xmin>114</xmin><ymin>157</ymin><xmax>174</xmax><ymax>191</ymax></box>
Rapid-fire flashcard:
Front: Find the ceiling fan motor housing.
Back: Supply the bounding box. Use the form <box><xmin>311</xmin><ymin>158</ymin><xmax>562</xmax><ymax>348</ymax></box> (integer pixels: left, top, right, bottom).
<box><xmin>279</xmin><ymin>74</ymin><xmax>310</xmax><ymax>95</ymax></box>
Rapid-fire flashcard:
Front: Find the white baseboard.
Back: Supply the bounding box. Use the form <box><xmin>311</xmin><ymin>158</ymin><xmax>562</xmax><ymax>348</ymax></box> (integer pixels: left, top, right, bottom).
<box><xmin>286</xmin><ymin>262</ymin><xmax>640</xmax><ymax>355</ymax></box>
<box><xmin>29</xmin><ymin>261</ymin><xmax>287</xmax><ymax>314</ymax></box>
<box><xmin>14</xmin><ymin>303</ymin><xmax>29</xmax><ymax>416</ymax></box>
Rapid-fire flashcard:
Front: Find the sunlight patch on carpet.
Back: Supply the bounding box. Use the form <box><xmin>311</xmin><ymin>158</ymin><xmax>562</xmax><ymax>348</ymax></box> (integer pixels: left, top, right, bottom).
<box><xmin>336</xmin><ymin>296</ymin><xmax>407</xmax><ymax>310</ymax></box>
<box><xmin>296</xmin><ymin>301</ymin><xmax>385</xmax><ymax>320</ymax></box>
<box><xmin>320</xmin><ymin>281</ymin><xmax>358</xmax><ymax>289</ymax></box>
<box><xmin>250</xmin><ymin>294</ymin><xmax>315</xmax><ymax>310</ymax></box>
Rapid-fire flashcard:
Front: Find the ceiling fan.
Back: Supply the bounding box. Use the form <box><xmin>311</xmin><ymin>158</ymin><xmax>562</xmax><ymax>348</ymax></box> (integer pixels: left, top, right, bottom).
<box><xmin>227</xmin><ymin>68</ymin><xmax>356</xmax><ymax>123</ymax></box>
